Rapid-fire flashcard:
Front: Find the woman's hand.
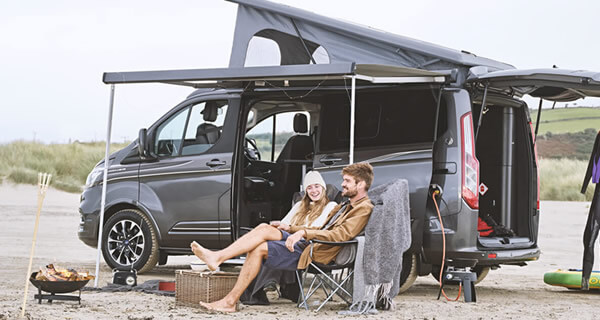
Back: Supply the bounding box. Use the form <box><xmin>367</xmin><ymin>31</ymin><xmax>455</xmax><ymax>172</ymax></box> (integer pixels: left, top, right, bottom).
<box><xmin>277</xmin><ymin>222</ymin><xmax>290</xmax><ymax>232</ymax></box>
<box><xmin>285</xmin><ymin>230</ymin><xmax>305</xmax><ymax>252</ymax></box>
<box><xmin>270</xmin><ymin>220</ymin><xmax>281</xmax><ymax>227</ymax></box>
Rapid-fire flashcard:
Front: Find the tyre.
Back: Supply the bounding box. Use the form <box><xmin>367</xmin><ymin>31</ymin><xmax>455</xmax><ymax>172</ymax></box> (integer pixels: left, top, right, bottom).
<box><xmin>398</xmin><ymin>253</ymin><xmax>418</xmax><ymax>293</ymax></box>
<box><xmin>431</xmin><ymin>265</ymin><xmax>490</xmax><ymax>285</ymax></box>
<box><xmin>101</xmin><ymin>209</ymin><xmax>159</xmax><ymax>273</ymax></box>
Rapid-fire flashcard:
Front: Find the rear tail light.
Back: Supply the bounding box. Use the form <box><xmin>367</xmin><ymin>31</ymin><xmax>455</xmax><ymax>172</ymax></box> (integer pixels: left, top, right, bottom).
<box><xmin>529</xmin><ymin>122</ymin><xmax>540</xmax><ymax>210</ymax></box>
<box><xmin>461</xmin><ymin>112</ymin><xmax>479</xmax><ymax>209</ymax></box>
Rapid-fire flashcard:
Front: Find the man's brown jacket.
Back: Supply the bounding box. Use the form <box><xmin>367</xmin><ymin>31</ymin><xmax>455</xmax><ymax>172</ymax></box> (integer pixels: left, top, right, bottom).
<box><xmin>292</xmin><ymin>196</ymin><xmax>373</xmax><ymax>270</ymax></box>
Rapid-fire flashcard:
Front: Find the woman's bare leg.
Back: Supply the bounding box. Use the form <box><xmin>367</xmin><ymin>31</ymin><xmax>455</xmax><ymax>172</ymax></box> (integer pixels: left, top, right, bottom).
<box><xmin>191</xmin><ymin>223</ymin><xmax>281</xmax><ymax>271</ymax></box>
<box><xmin>199</xmin><ymin>243</ymin><xmax>268</xmax><ymax>312</ymax></box>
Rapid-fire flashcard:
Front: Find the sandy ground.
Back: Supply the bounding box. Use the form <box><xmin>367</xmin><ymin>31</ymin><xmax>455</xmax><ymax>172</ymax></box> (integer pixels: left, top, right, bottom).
<box><xmin>1</xmin><ymin>183</ymin><xmax>599</xmax><ymax>319</ymax></box>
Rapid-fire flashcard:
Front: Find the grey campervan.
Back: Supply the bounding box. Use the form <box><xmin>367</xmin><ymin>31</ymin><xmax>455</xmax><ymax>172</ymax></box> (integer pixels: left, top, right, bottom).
<box><xmin>78</xmin><ymin>0</ymin><xmax>600</xmax><ymax>291</ymax></box>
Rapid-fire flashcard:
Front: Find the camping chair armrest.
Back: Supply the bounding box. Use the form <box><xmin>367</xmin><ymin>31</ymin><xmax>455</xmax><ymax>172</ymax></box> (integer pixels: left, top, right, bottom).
<box><xmin>310</xmin><ymin>239</ymin><xmax>358</xmax><ymax>246</ymax></box>
<box><xmin>307</xmin><ymin>239</ymin><xmax>358</xmax><ymax>259</ymax></box>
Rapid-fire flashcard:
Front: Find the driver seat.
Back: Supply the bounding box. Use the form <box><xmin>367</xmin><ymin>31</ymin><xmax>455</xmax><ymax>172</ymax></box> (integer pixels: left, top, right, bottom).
<box><xmin>275</xmin><ymin>114</ymin><xmax>313</xmax><ymax>214</ymax></box>
<box><xmin>196</xmin><ymin>101</ymin><xmax>221</xmax><ymax>145</ymax></box>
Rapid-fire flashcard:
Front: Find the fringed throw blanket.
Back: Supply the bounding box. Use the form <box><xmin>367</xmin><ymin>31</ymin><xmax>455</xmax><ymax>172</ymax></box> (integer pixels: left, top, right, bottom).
<box><xmin>341</xmin><ymin>179</ymin><xmax>411</xmax><ymax>315</ymax></box>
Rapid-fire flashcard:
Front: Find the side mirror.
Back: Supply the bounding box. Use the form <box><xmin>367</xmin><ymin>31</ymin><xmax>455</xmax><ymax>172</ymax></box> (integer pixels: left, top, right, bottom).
<box><xmin>138</xmin><ymin>128</ymin><xmax>147</xmax><ymax>158</ymax></box>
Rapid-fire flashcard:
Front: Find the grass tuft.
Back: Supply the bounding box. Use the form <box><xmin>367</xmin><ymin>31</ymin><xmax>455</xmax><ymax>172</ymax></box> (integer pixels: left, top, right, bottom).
<box><xmin>539</xmin><ymin>158</ymin><xmax>595</xmax><ymax>201</ymax></box>
<box><xmin>0</xmin><ymin>141</ymin><xmax>129</xmax><ymax>193</ymax></box>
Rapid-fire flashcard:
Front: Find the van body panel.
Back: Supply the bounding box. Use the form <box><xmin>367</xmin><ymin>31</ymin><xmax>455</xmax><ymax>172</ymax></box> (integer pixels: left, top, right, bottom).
<box><xmin>77</xmin><ymin>180</ymin><xmax>142</xmax><ymax>247</ymax></box>
<box><xmin>138</xmin><ymin>159</ymin><xmax>231</xmax><ymax>249</ymax></box>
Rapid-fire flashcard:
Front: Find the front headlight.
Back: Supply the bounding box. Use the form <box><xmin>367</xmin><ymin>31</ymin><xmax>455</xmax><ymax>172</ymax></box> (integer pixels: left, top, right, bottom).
<box><xmin>85</xmin><ymin>167</ymin><xmax>104</xmax><ymax>188</ymax></box>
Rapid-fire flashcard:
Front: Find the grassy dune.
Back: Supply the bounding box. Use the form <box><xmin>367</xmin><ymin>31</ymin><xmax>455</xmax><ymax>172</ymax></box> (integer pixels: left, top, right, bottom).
<box><xmin>539</xmin><ymin>158</ymin><xmax>595</xmax><ymax>201</ymax></box>
<box><xmin>0</xmin><ymin>141</ymin><xmax>129</xmax><ymax>193</ymax></box>
<box><xmin>0</xmin><ymin>141</ymin><xmax>596</xmax><ymax>201</ymax></box>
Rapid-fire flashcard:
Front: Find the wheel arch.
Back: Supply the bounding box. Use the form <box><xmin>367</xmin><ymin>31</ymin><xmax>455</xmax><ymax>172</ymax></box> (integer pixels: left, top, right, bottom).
<box><xmin>101</xmin><ymin>201</ymin><xmax>162</xmax><ymax>243</ymax></box>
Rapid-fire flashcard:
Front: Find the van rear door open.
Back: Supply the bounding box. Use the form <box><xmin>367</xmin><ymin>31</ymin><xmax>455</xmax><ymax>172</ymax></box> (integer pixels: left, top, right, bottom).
<box><xmin>467</xmin><ymin>68</ymin><xmax>600</xmax><ymax>102</ymax></box>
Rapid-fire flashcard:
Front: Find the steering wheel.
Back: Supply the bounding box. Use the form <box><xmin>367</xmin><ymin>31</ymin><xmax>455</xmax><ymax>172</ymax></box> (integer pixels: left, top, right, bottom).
<box><xmin>244</xmin><ymin>137</ymin><xmax>261</xmax><ymax>161</ymax></box>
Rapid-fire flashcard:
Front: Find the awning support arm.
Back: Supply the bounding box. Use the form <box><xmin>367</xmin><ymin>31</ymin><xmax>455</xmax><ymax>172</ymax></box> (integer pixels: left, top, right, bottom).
<box><xmin>290</xmin><ymin>18</ymin><xmax>317</xmax><ymax>65</ymax></box>
<box><xmin>534</xmin><ymin>98</ymin><xmax>543</xmax><ymax>145</ymax></box>
<box><xmin>94</xmin><ymin>84</ymin><xmax>115</xmax><ymax>287</ymax></box>
<box><xmin>475</xmin><ymin>83</ymin><xmax>489</xmax><ymax>141</ymax></box>
<box><xmin>433</xmin><ymin>85</ymin><xmax>445</xmax><ymax>142</ymax></box>
<box><xmin>349</xmin><ymin>76</ymin><xmax>356</xmax><ymax>164</ymax></box>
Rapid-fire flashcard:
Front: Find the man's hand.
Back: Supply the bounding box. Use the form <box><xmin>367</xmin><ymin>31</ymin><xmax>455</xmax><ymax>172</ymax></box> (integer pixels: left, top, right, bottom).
<box><xmin>285</xmin><ymin>230</ymin><xmax>305</xmax><ymax>252</ymax></box>
<box><xmin>277</xmin><ymin>222</ymin><xmax>290</xmax><ymax>232</ymax></box>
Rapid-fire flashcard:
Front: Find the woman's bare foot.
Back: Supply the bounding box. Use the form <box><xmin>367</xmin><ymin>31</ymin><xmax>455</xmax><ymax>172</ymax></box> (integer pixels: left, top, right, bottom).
<box><xmin>190</xmin><ymin>241</ymin><xmax>220</xmax><ymax>271</ymax></box>
<box><xmin>199</xmin><ymin>299</ymin><xmax>237</xmax><ymax>313</ymax></box>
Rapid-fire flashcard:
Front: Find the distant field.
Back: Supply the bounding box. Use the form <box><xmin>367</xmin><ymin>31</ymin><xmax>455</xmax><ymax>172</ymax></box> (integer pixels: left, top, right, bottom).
<box><xmin>531</xmin><ymin>107</ymin><xmax>600</xmax><ymax>134</ymax></box>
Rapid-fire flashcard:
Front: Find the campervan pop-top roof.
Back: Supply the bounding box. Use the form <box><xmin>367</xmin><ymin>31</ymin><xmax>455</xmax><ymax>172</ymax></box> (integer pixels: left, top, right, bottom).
<box><xmin>227</xmin><ymin>0</ymin><xmax>515</xmax><ymax>78</ymax></box>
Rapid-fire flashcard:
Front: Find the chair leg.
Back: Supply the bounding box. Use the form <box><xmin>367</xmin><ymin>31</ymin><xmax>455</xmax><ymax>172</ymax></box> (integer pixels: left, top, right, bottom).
<box><xmin>296</xmin><ymin>270</ymin><xmax>309</xmax><ymax>310</ymax></box>
<box><xmin>309</xmin><ymin>264</ymin><xmax>355</xmax><ymax>312</ymax></box>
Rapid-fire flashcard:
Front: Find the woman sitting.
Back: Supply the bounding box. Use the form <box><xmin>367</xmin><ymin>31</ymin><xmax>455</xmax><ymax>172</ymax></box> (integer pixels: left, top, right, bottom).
<box><xmin>191</xmin><ymin>171</ymin><xmax>337</xmax><ymax>304</ymax></box>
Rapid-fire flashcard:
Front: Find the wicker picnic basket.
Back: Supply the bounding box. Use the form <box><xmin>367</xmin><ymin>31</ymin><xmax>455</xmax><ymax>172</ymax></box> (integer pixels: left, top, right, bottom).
<box><xmin>175</xmin><ymin>270</ymin><xmax>238</xmax><ymax>306</ymax></box>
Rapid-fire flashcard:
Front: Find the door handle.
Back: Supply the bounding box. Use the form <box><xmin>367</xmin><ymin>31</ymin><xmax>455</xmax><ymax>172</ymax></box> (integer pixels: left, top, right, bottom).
<box><xmin>206</xmin><ymin>159</ymin><xmax>226</xmax><ymax>168</ymax></box>
<box><xmin>319</xmin><ymin>156</ymin><xmax>342</xmax><ymax>166</ymax></box>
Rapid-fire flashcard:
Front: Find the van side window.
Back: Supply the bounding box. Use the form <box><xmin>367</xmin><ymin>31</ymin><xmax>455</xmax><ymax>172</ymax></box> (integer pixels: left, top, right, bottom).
<box><xmin>318</xmin><ymin>90</ymin><xmax>438</xmax><ymax>151</ymax></box>
<box><xmin>181</xmin><ymin>101</ymin><xmax>228</xmax><ymax>156</ymax></box>
<box><xmin>153</xmin><ymin>100</ymin><xmax>228</xmax><ymax>157</ymax></box>
<box><xmin>154</xmin><ymin>108</ymin><xmax>189</xmax><ymax>157</ymax></box>
<box><xmin>246</xmin><ymin>111</ymin><xmax>310</xmax><ymax>162</ymax></box>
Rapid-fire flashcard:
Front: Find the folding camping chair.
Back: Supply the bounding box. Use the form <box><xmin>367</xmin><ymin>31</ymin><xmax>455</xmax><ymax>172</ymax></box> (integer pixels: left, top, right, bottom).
<box><xmin>295</xmin><ymin>238</ymin><xmax>358</xmax><ymax>311</ymax></box>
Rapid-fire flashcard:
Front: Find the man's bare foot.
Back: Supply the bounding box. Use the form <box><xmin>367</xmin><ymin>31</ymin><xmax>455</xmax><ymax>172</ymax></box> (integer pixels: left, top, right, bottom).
<box><xmin>190</xmin><ymin>241</ymin><xmax>220</xmax><ymax>271</ymax></box>
<box><xmin>199</xmin><ymin>299</ymin><xmax>237</xmax><ymax>313</ymax></box>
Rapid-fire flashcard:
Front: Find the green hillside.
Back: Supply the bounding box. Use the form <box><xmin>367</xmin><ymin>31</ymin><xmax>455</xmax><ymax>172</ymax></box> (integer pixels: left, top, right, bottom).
<box><xmin>531</xmin><ymin>107</ymin><xmax>600</xmax><ymax>134</ymax></box>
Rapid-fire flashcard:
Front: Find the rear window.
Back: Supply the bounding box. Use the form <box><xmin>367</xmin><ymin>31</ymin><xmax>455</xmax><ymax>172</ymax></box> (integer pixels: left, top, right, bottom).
<box><xmin>318</xmin><ymin>89</ymin><xmax>440</xmax><ymax>152</ymax></box>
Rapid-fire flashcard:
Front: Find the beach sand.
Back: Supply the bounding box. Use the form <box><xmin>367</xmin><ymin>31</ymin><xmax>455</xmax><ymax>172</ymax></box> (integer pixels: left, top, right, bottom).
<box><xmin>1</xmin><ymin>183</ymin><xmax>599</xmax><ymax>319</ymax></box>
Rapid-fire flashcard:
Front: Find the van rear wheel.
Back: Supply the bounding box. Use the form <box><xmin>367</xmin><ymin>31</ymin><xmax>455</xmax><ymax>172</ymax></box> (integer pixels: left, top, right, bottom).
<box><xmin>431</xmin><ymin>265</ymin><xmax>490</xmax><ymax>285</ymax></box>
<box><xmin>398</xmin><ymin>253</ymin><xmax>418</xmax><ymax>293</ymax></box>
<box><xmin>101</xmin><ymin>209</ymin><xmax>159</xmax><ymax>273</ymax></box>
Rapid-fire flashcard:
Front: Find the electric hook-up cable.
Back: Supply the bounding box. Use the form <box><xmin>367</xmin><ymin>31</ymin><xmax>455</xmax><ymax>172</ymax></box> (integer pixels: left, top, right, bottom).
<box><xmin>431</xmin><ymin>189</ymin><xmax>462</xmax><ymax>301</ymax></box>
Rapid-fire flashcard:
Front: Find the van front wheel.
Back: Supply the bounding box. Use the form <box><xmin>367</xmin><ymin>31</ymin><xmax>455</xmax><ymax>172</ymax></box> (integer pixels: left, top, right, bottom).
<box><xmin>101</xmin><ymin>209</ymin><xmax>159</xmax><ymax>273</ymax></box>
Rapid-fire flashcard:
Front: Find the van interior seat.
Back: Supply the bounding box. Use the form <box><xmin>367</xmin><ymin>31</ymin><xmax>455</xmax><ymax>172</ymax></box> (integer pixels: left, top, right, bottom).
<box><xmin>196</xmin><ymin>102</ymin><xmax>221</xmax><ymax>145</ymax></box>
<box><xmin>274</xmin><ymin>113</ymin><xmax>314</xmax><ymax>216</ymax></box>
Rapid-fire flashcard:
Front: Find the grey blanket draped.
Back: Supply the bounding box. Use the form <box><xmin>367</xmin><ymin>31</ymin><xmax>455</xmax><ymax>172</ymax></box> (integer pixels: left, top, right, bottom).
<box><xmin>342</xmin><ymin>179</ymin><xmax>411</xmax><ymax>315</ymax></box>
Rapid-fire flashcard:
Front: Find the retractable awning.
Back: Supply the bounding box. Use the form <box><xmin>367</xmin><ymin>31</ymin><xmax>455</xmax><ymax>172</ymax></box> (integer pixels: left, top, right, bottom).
<box><xmin>95</xmin><ymin>63</ymin><xmax>448</xmax><ymax>286</ymax></box>
<box><xmin>103</xmin><ymin>63</ymin><xmax>449</xmax><ymax>87</ymax></box>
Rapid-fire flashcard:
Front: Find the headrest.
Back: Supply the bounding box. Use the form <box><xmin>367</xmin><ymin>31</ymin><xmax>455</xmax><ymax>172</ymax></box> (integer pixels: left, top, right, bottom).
<box><xmin>326</xmin><ymin>184</ymin><xmax>343</xmax><ymax>203</ymax></box>
<box><xmin>202</xmin><ymin>101</ymin><xmax>219</xmax><ymax>122</ymax></box>
<box><xmin>293</xmin><ymin>113</ymin><xmax>308</xmax><ymax>134</ymax></box>
<box><xmin>292</xmin><ymin>183</ymin><xmax>342</xmax><ymax>204</ymax></box>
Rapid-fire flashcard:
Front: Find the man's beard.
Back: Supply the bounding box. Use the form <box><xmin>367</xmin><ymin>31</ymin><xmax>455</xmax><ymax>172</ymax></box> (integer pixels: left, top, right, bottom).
<box><xmin>342</xmin><ymin>187</ymin><xmax>357</xmax><ymax>198</ymax></box>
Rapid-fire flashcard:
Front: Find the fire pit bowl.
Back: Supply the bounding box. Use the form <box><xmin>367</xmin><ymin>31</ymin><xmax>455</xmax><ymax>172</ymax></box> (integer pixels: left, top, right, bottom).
<box><xmin>29</xmin><ymin>272</ymin><xmax>90</xmax><ymax>294</ymax></box>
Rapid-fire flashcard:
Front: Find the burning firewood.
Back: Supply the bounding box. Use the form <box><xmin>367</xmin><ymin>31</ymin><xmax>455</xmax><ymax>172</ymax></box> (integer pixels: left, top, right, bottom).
<box><xmin>35</xmin><ymin>264</ymin><xmax>95</xmax><ymax>281</ymax></box>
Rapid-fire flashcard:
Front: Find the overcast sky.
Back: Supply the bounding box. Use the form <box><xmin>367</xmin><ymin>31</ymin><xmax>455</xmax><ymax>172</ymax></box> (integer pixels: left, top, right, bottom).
<box><xmin>2</xmin><ymin>0</ymin><xmax>599</xmax><ymax>144</ymax></box>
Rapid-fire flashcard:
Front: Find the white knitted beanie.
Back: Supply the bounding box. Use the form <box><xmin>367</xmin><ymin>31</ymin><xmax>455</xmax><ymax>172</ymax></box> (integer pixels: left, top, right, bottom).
<box><xmin>303</xmin><ymin>171</ymin><xmax>326</xmax><ymax>190</ymax></box>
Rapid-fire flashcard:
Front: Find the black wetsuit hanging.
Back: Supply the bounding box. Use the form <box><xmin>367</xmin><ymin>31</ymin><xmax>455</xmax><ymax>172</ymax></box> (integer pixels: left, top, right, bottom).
<box><xmin>581</xmin><ymin>130</ymin><xmax>600</xmax><ymax>290</ymax></box>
